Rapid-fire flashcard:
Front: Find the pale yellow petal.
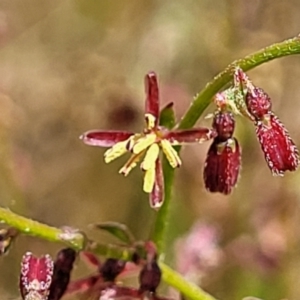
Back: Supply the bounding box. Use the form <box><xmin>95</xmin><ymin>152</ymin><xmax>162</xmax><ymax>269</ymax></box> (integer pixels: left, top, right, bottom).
<box><xmin>160</xmin><ymin>140</ymin><xmax>182</xmax><ymax>168</ymax></box>
<box><xmin>145</xmin><ymin>113</ymin><xmax>156</xmax><ymax>130</ymax></box>
<box><xmin>132</xmin><ymin>133</ymin><xmax>156</xmax><ymax>154</ymax></box>
<box><xmin>141</xmin><ymin>143</ymin><xmax>160</xmax><ymax>171</ymax></box>
<box><xmin>143</xmin><ymin>166</ymin><xmax>155</xmax><ymax>193</ymax></box>
<box><xmin>119</xmin><ymin>152</ymin><xmax>144</xmax><ymax>176</ymax></box>
<box><xmin>104</xmin><ymin>140</ymin><xmax>129</xmax><ymax>163</ymax></box>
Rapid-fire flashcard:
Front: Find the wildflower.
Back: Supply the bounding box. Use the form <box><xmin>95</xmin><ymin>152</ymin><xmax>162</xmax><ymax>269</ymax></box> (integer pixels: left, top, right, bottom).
<box><xmin>20</xmin><ymin>252</ymin><xmax>54</xmax><ymax>300</ymax></box>
<box><xmin>81</xmin><ymin>72</ymin><xmax>215</xmax><ymax>209</ymax></box>
<box><xmin>204</xmin><ymin>110</ymin><xmax>241</xmax><ymax>194</ymax></box>
<box><xmin>234</xmin><ymin>67</ymin><xmax>299</xmax><ymax>175</ymax></box>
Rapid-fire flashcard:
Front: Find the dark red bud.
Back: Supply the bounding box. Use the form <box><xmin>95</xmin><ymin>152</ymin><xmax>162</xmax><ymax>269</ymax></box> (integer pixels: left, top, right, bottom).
<box><xmin>213</xmin><ymin>111</ymin><xmax>235</xmax><ymax>142</ymax></box>
<box><xmin>246</xmin><ymin>87</ymin><xmax>272</xmax><ymax>120</ymax></box>
<box><xmin>100</xmin><ymin>258</ymin><xmax>126</xmax><ymax>282</ymax></box>
<box><xmin>256</xmin><ymin>113</ymin><xmax>299</xmax><ymax>175</ymax></box>
<box><xmin>204</xmin><ymin>138</ymin><xmax>241</xmax><ymax>195</ymax></box>
<box><xmin>48</xmin><ymin>248</ymin><xmax>77</xmax><ymax>300</ymax></box>
<box><xmin>139</xmin><ymin>259</ymin><xmax>162</xmax><ymax>293</ymax></box>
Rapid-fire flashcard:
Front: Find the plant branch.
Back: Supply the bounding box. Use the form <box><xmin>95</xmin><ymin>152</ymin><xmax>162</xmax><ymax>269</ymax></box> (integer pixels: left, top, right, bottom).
<box><xmin>0</xmin><ymin>206</ymin><xmax>217</xmax><ymax>300</ymax></box>
<box><xmin>179</xmin><ymin>35</ymin><xmax>300</xmax><ymax>129</ymax></box>
<box><xmin>152</xmin><ymin>36</ymin><xmax>300</xmax><ymax>254</ymax></box>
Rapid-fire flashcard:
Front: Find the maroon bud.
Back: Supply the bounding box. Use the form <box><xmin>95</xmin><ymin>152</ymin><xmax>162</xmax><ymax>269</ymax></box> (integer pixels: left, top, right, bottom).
<box><xmin>204</xmin><ymin>138</ymin><xmax>241</xmax><ymax>195</ymax></box>
<box><xmin>256</xmin><ymin>113</ymin><xmax>299</xmax><ymax>175</ymax></box>
<box><xmin>212</xmin><ymin>111</ymin><xmax>235</xmax><ymax>142</ymax></box>
<box><xmin>139</xmin><ymin>259</ymin><xmax>162</xmax><ymax>293</ymax></box>
<box><xmin>100</xmin><ymin>258</ymin><xmax>126</xmax><ymax>282</ymax></box>
<box><xmin>246</xmin><ymin>87</ymin><xmax>272</xmax><ymax>120</ymax></box>
<box><xmin>48</xmin><ymin>248</ymin><xmax>76</xmax><ymax>300</ymax></box>
<box><xmin>139</xmin><ymin>241</ymin><xmax>161</xmax><ymax>293</ymax></box>
<box><xmin>20</xmin><ymin>252</ymin><xmax>54</xmax><ymax>300</ymax></box>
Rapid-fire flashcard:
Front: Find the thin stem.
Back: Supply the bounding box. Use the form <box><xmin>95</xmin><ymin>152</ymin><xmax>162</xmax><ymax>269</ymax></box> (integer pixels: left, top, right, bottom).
<box><xmin>152</xmin><ymin>35</ymin><xmax>300</xmax><ymax>254</ymax></box>
<box><xmin>0</xmin><ymin>206</ymin><xmax>216</xmax><ymax>300</ymax></box>
<box><xmin>0</xmin><ymin>207</ymin><xmax>84</xmax><ymax>250</ymax></box>
<box><xmin>152</xmin><ymin>159</ymin><xmax>175</xmax><ymax>253</ymax></box>
<box><xmin>178</xmin><ymin>36</ymin><xmax>300</xmax><ymax>129</ymax></box>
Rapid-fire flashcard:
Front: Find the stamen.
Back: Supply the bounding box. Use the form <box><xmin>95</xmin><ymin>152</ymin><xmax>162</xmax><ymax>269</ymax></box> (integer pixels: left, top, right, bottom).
<box><xmin>160</xmin><ymin>140</ymin><xmax>182</xmax><ymax>168</ymax></box>
<box><xmin>104</xmin><ymin>140</ymin><xmax>129</xmax><ymax>163</ymax></box>
<box><xmin>132</xmin><ymin>133</ymin><xmax>156</xmax><ymax>154</ymax></box>
<box><xmin>141</xmin><ymin>144</ymin><xmax>160</xmax><ymax>171</ymax></box>
<box><xmin>145</xmin><ymin>114</ymin><xmax>157</xmax><ymax>130</ymax></box>
<box><xmin>143</xmin><ymin>166</ymin><xmax>155</xmax><ymax>193</ymax></box>
<box><xmin>119</xmin><ymin>153</ymin><xmax>144</xmax><ymax>176</ymax></box>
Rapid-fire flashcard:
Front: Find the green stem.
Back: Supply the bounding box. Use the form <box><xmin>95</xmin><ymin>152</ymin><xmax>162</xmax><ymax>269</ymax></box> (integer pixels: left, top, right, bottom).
<box><xmin>179</xmin><ymin>36</ymin><xmax>300</xmax><ymax>129</ymax></box>
<box><xmin>0</xmin><ymin>207</ymin><xmax>84</xmax><ymax>250</ymax></box>
<box><xmin>152</xmin><ymin>160</ymin><xmax>175</xmax><ymax>253</ymax></box>
<box><xmin>152</xmin><ymin>35</ymin><xmax>300</xmax><ymax>253</ymax></box>
<box><xmin>0</xmin><ymin>206</ymin><xmax>216</xmax><ymax>300</ymax></box>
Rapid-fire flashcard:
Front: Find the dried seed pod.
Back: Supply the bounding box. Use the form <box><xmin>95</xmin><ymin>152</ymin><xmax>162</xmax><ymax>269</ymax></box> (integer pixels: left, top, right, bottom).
<box><xmin>48</xmin><ymin>248</ymin><xmax>77</xmax><ymax>300</ymax></box>
<box><xmin>20</xmin><ymin>252</ymin><xmax>54</xmax><ymax>300</ymax></box>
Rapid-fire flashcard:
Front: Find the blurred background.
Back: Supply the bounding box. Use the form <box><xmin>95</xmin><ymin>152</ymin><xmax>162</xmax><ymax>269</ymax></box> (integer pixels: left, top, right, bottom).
<box><xmin>0</xmin><ymin>1</ymin><xmax>300</xmax><ymax>299</ymax></box>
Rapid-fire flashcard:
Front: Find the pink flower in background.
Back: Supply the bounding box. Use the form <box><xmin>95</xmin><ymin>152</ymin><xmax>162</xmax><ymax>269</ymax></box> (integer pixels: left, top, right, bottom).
<box><xmin>175</xmin><ymin>222</ymin><xmax>223</xmax><ymax>283</ymax></box>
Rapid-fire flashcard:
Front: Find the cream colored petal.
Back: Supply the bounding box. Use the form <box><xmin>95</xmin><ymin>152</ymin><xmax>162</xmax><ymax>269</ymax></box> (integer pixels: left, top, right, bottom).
<box><xmin>132</xmin><ymin>133</ymin><xmax>156</xmax><ymax>154</ymax></box>
<box><xmin>160</xmin><ymin>139</ymin><xmax>182</xmax><ymax>168</ymax></box>
<box><xmin>141</xmin><ymin>143</ymin><xmax>160</xmax><ymax>171</ymax></box>
<box><xmin>143</xmin><ymin>166</ymin><xmax>155</xmax><ymax>193</ymax></box>
<box><xmin>145</xmin><ymin>113</ymin><xmax>156</xmax><ymax>130</ymax></box>
<box><xmin>119</xmin><ymin>152</ymin><xmax>144</xmax><ymax>176</ymax></box>
<box><xmin>104</xmin><ymin>140</ymin><xmax>129</xmax><ymax>163</ymax></box>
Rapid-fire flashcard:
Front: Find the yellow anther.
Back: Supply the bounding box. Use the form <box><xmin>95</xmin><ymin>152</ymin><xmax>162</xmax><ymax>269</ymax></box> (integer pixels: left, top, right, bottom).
<box><xmin>143</xmin><ymin>166</ymin><xmax>155</xmax><ymax>193</ymax></box>
<box><xmin>141</xmin><ymin>143</ymin><xmax>160</xmax><ymax>171</ymax></box>
<box><xmin>145</xmin><ymin>113</ymin><xmax>156</xmax><ymax>130</ymax></box>
<box><xmin>160</xmin><ymin>140</ymin><xmax>182</xmax><ymax>168</ymax></box>
<box><xmin>104</xmin><ymin>140</ymin><xmax>129</xmax><ymax>163</ymax></box>
<box><xmin>132</xmin><ymin>133</ymin><xmax>156</xmax><ymax>154</ymax></box>
<box><xmin>119</xmin><ymin>152</ymin><xmax>143</xmax><ymax>176</ymax></box>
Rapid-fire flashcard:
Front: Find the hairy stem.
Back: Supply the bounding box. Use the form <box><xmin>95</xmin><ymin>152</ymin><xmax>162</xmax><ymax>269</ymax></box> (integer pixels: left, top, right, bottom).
<box><xmin>152</xmin><ymin>36</ymin><xmax>300</xmax><ymax>255</ymax></box>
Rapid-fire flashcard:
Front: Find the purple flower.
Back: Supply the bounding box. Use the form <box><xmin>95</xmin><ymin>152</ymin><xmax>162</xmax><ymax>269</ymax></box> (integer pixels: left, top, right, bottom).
<box><xmin>81</xmin><ymin>72</ymin><xmax>215</xmax><ymax>209</ymax></box>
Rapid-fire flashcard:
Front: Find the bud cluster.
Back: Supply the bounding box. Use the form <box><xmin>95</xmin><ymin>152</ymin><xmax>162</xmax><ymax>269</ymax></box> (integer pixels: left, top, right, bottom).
<box><xmin>204</xmin><ymin>110</ymin><xmax>241</xmax><ymax>195</ymax></box>
<box><xmin>235</xmin><ymin>68</ymin><xmax>299</xmax><ymax>176</ymax></box>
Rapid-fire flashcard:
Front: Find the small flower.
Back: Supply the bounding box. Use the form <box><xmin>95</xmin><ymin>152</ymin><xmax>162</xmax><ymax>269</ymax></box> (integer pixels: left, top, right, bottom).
<box><xmin>204</xmin><ymin>111</ymin><xmax>241</xmax><ymax>195</ymax></box>
<box><xmin>20</xmin><ymin>252</ymin><xmax>54</xmax><ymax>300</ymax></box>
<box><xmin>234</xmin><ymin>67</ymin><xmax>299</xmax><ymax>175</ymax></box>
<box><xmin>81</xmin><ymin>72</ymin><xmax>215</xmax><ymax>209</ymax></box>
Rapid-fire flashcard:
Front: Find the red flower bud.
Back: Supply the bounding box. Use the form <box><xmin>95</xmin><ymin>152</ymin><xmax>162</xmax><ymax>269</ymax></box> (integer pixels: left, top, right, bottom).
<box><xmin>246</xmin><ymin>87</ymin><xmax>272</xmax><ymax>120</ymax></box>
<box><xmin>212</xmin><ymin>111</ymin><xmax>235</xmax><ymax>142</ymax></box>
<box><xmin>20</xmin><ymin>252</ymin><xmax>54</xmax><ymax>300</ymax></box>
<box><xmin>204</xmin><ymin>138</ymin><xmax>241</xmax><ymax>195</ymax></box>
<box><xmin>256</xmin><ymin>113</ymin><xmax>299</xmax><ymax>175</ymax></box>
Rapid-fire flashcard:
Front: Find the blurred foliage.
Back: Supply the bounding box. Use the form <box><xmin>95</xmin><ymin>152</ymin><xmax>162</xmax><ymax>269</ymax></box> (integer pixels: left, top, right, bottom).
<box><xmin>0</xmin><ymin>1</ymin><xmax>300</xmax><ymax>299</ymax></box>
